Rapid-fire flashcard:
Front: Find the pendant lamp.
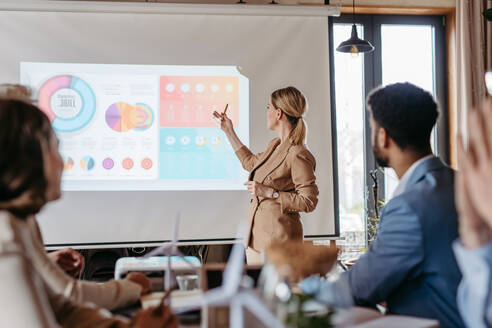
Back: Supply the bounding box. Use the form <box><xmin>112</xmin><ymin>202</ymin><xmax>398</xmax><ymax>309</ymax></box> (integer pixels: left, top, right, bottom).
<box><xmin>336</xmin><ymin>0</ymin><xmax>374</xmax><ymax>55</ymax></box>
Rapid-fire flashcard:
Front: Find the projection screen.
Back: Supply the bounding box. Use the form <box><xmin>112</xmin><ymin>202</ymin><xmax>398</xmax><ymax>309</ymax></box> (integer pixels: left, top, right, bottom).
<box><xmin>0</xmin><ymin>1</ymin><xmax>339</xmax><ymax>248</ymax></box>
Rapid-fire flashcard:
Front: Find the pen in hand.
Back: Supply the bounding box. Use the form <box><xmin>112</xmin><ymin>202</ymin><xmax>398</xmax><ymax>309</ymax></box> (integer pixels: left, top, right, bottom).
<box><xmin>152</xmin><ymin>286</ymin><xmax>175</xmax><ymax>315</ymax></box>
<box><xmin>222</xmin><ymin>104</ymin><xmax>229</xmax><ymax>119</ymax></box>
<box><xmin>212</xmin><ymin>104</ymin><xmax>232</xmax><ymax>133</ymax></box>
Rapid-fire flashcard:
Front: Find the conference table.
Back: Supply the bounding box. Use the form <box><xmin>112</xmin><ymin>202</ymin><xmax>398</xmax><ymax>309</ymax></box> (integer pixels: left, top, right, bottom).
<box><xmin>129</xmin><ymin>290</ymin><xmax>440</xmax><ymax>328</ymax></box>
<box><xmin>112</xmin><ymin>254</ymin><xmax>439</xmax><ymax>327</ymax></box>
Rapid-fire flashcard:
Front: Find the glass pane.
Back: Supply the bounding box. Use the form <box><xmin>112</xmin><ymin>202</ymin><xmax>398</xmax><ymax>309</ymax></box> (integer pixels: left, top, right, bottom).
<box><xmin>380</xmin><ymin>24</ymin><xmax>436</xmax><ymax>200</ymax></box>
<box><xmin>333</xmin><ymin>24</ymin><xmax>366</xmax><ymax>252</ymax></box>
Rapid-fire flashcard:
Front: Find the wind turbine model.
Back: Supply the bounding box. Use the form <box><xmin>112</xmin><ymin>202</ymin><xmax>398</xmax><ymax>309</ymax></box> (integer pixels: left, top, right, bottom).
<box><xmin>147</xmin><ymin>217</ymin><xmax>285</xmax><ymax>327</ymax></box>
<box><xmin>185</xmin><ymin>223</ymin><xmax>285</xmax><ymax>328</ymax></box>
<box><xmin>145</xmin><ymin>212</ymin><xmax>199</xmax><ymax>291</ymax></box>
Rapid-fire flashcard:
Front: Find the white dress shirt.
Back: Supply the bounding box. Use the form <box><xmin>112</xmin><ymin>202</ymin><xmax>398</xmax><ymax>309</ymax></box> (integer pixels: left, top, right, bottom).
<box><xmin>453</xmin><ymin>240</ymin><xmax>492</xmax><ymax>328</ymax></box>
<box><xmin>392</xmin><ymin>155</ymin><xmax>434</xmax><ymax>198</ymax></box>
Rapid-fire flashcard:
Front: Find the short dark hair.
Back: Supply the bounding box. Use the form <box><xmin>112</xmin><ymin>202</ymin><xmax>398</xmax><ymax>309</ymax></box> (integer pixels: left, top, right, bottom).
<box><xmin>0</xmin><ymin>99</ymin><xmax>53</xmax><ymax>217</ymax></box>
<box><xmin>367</xmin><ymin>82</ymin><xmax>438</xmax><ymax>151</ymax></box>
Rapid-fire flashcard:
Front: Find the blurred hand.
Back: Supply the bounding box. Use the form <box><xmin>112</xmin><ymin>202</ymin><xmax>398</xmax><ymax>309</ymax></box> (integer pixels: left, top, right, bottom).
<box><xmin>125</xmin><ymin>272</ymin><xmax>152</xmax><ymax>295</ymax></box>
<box><xmin>459</xmin><ymin>99</ymin><xmax>492</xmax><ymax>228</ymax></box>
<box><xmin>132</xmin><ymin>304</ymin><xmax>179</xmax><ymax>328</ymax></box>
<box><xmin>300</xmin><ymin>275</ymin><xmax>321</xmax><ymax>295</ymax></box>
<box><xmin>244</xmin><ymin>181</ymin><xmax>274</xmax><ymax>198</ymax></box>
<box><xmin>455</xmin><ymin>172</ymin><xmax>492</xmax><ymax>249</ymax></box>
<box><xmin>48</xmin><ymin>248</ymin><xmax>84</xmax><ymax>277</ymax></box>
<box><xmin>212</xmin><ymin>110</ymin><xmax>233</xmax><ymax>134</ymax></box>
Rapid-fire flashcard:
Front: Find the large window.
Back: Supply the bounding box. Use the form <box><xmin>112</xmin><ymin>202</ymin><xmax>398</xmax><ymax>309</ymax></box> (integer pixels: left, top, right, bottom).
<box><xmin>331</xmin><ymin>24</ymin><xmax>366</xmax><ymax>250</ymax></box>
<box><xmin>330</xmin><ymin>15</ymin><xmax>448</xmax><ymax>252</ymax></box>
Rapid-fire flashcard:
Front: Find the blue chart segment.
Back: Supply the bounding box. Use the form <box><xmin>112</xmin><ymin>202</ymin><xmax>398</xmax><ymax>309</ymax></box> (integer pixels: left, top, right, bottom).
<box><xmin>80</xmin><ymin>156</ymin><xmax>95</xmax><ymax>171</ymax></box>
<box><xmin>160</xmin><ymin>128</ymin><xmax>241</xmax><ymax>179</ymax></box>
<box><xmin>38</xmin><ymin>75</ymin><xmax>96</xmax><ymax>133</ymax></box>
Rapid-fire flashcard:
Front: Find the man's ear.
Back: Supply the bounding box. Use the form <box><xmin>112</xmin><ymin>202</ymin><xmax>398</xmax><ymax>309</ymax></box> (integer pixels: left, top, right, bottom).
<box><xmin>378</xmin><ymin>126</ymin><xmax>390</xmax><ymax>149</ymax></box>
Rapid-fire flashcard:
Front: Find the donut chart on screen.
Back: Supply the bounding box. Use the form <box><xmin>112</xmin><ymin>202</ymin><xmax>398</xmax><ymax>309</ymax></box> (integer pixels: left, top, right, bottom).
<box><xmin>37</xmin><ymin>75</ymin><xmax>96</xmax><ymax>133</ymax></box>
<box><xmin>105</xmin><ymin>102</ymin><xmax>154</xmax><ymax>132</ymax></box>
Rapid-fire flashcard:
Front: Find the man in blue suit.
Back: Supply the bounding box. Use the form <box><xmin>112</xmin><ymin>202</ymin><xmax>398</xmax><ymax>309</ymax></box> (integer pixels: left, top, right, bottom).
<box><xmin>302</xmin><ymin>82</ymin><xmax>464</xmax><ymax>328</ymax></box>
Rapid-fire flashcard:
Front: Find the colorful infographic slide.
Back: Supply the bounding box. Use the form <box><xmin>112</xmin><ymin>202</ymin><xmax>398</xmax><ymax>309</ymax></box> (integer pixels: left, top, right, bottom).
<box><xmin>20</xmin><ymin>63</ymin><xmax>249</xmax><ymax>191</ymax></box>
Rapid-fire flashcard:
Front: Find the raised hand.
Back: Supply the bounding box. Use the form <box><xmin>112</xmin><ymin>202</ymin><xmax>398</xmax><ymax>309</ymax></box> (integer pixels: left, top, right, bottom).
<box><xmin>212</xmin><ymin>110</ymin><xmax>233</xmax><ymax>134</ymax></box>
<box><xmin>459</xmin><ymin>99</ymin><xmax>492</xmax><ymax>228</ymax></box>
<box><xmin>455</xmin><ymin>169</ymin><xmax>492</xmax><ymax>249</ymax></box>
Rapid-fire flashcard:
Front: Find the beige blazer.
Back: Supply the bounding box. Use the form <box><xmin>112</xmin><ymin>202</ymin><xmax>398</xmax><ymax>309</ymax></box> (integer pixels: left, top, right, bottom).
<box><xmin>27</xmin><ymin>217</ymin><xmax>142</xmax><ymax>310</ymax></box>
<box><xmin>235</xmin><ymin>138</ymin><xmax>319</xmax><ymax>251</ymax></box>
<box><xmin>0</xmin><ymin>212</ymin><xmax>129</xmax><ymax>327</ymax></box>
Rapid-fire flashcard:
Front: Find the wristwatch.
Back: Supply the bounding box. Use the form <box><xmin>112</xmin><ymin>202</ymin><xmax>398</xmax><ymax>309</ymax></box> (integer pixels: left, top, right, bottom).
<box><xmin>272</xmin><ymin>190</ymin><xmax>279</xmax><ymax>199</ymax></box>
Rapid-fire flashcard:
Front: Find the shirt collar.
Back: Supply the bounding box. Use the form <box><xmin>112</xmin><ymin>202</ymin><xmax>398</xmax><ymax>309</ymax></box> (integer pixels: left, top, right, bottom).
<box><xmin>392</xmin><ymin>155</ymin><xmax>434</xmax><ymax>198</ymax></box>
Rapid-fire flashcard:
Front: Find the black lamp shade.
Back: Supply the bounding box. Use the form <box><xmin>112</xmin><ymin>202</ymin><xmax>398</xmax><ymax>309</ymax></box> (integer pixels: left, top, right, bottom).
<box><xmin>336</xmin><ymin>24</ymin><xmax>374</xmax><ymax>53</ymax></box>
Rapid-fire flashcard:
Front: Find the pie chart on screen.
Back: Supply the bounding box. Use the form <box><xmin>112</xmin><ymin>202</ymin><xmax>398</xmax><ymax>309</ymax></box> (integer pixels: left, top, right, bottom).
<box><xmin>80</xmin><ymin>156</ymin><xmax>95</xmax><ymax>171</ymax></box>
<box><xmin>37</xmin><ymin>75</ymin><xmax>96</xmax><ymax>133</ymax></box>
<box><xmin>122</xmin><ymin>157</ymin><xmax>134</xmax><ymax>170</ymax></box>
<box><xmin>64</xmin><ymin>157</ymin><xmax>74</xmax><ymax>171</ymax></box>
<box><xmin>105</xmin><ymin>102</ymin><xmax>154</xmax><ymax>132</ymax></box>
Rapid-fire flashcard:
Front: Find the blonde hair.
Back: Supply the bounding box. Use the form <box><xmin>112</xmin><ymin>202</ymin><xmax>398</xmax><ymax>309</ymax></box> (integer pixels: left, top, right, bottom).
<box><xmin>271</xmin><ymin>86</ymin><xmax>308</xmax><ymax>145</ymax></box>
<box><xmin>0</xmin><ymin>84</ymin><xmax>32</xmax><ymax>103</ymax></box>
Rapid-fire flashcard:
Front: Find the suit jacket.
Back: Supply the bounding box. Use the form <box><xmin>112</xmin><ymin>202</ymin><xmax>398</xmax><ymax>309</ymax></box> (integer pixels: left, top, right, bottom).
<box><xmin>344</xmin><ymin>157</ymin><xmax>465</xmax><ymax>328</ymax></box>
<box><xmin>235</xmin><ymin>138</ymin><xmax>318</xmax><ymax>251</ymax></box>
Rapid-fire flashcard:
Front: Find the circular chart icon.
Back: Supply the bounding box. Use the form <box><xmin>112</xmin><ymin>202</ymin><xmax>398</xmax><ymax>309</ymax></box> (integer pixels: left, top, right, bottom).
<box><xmin>141</xmin><ymin>158</ymin><xmax>153</xmax><ymax>170</ymax></box>
<box><xmin>122</xmin><ymin>157</ymin><xmax>134</xmax><ymax>170</ymax></box>
<box><xmin>210</xmin><ymin>84</ymin><xmax>220</xmax><ymax>93</ymax></box>
<box><xmin>38</xmin><ymin>75</ymin><xmax>96</xmax><ymax>133</ymax></box>
<box><xmin>195</xmin><ymin>136</ymin><xmax>206</xmax><ymax>147</ymax></box>
<box><xmin>180</xmin><ymin>83</ymin><xmax>190</xmax><ymax>93</ymax></box>
<box><xmin>212</xmin><ymin>136</ymin><xmax>221</xmax><ymax>145</ymax></box>
<box><xmin>166</xmin><ymin>83</ymin><xmax>175</xmax><ymax>93</ymax></box>
<box><xmin>80</xmin><ymin>156</ymin><xmax>95</xmax><ymax>171</ymax></box>
<box><xmin>166</xmin><ymin>136</ymin><xmax>176</xmax><ymax>145</ymax></box>
<box><xmin>105</xmin><ymin>102</ymin><xmax>154</xmax><ymax>132</ymax></box>
<box><xmin>195</xmin><ymin>83</ymin><xmax>205</xmax><ymax>93</ymax></box>
<box><xmin>181</xmin><ymin>136</ymin><xmax>190</xmax><ymax>145</ymax></box>
<box><xmin>102</xmin><ymin>157</ymin><xmax>114</xmax><ymax>170</ymax></box>
<box><xmin>64</xmin><ymin>157</ymin><xmax>74</xmax><ymax>171</ymax></box>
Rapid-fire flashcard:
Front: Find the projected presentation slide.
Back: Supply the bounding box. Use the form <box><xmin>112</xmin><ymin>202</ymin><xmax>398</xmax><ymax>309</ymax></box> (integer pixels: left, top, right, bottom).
<box><xmin>20</xmin><ymin>63</ymin><xmax>249</xmax><ymax>191</ymax></box>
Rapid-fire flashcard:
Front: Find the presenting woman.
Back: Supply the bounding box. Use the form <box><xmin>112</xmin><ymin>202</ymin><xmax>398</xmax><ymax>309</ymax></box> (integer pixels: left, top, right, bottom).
<box><xmin>213</xmin><ymin>86</ymin><xmax>319</xmax><ymax>264</ymax></box>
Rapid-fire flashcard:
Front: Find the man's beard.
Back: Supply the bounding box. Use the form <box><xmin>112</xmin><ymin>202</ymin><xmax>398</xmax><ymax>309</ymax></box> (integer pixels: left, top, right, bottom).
<box><xmin>373</xmin><ymin>142</ymin><xmax>389</xmax><ymax>168</ymax></box>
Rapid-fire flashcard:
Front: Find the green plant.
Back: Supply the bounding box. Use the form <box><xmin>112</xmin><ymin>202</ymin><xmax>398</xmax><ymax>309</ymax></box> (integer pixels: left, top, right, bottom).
<box><xmin>367</xmin><ymin>170</ymin><xmax>385</xmax><ymax>245</ymax></box>
<box><xmin>484</xmin><ymin>2</ymin><xmax>492</xmax><ymax>21</ymax></box>
<box><xmin>285</xmin><ymin>294</ymin><xmax>335</xmax><ymax>328</ymax></box>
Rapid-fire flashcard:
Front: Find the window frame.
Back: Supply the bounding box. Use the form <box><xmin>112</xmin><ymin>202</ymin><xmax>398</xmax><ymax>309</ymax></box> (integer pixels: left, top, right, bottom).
<box><xmin>329</xmin><ymin>14</ymin><xmax>449</xmax><ymax>245</ymax></box>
